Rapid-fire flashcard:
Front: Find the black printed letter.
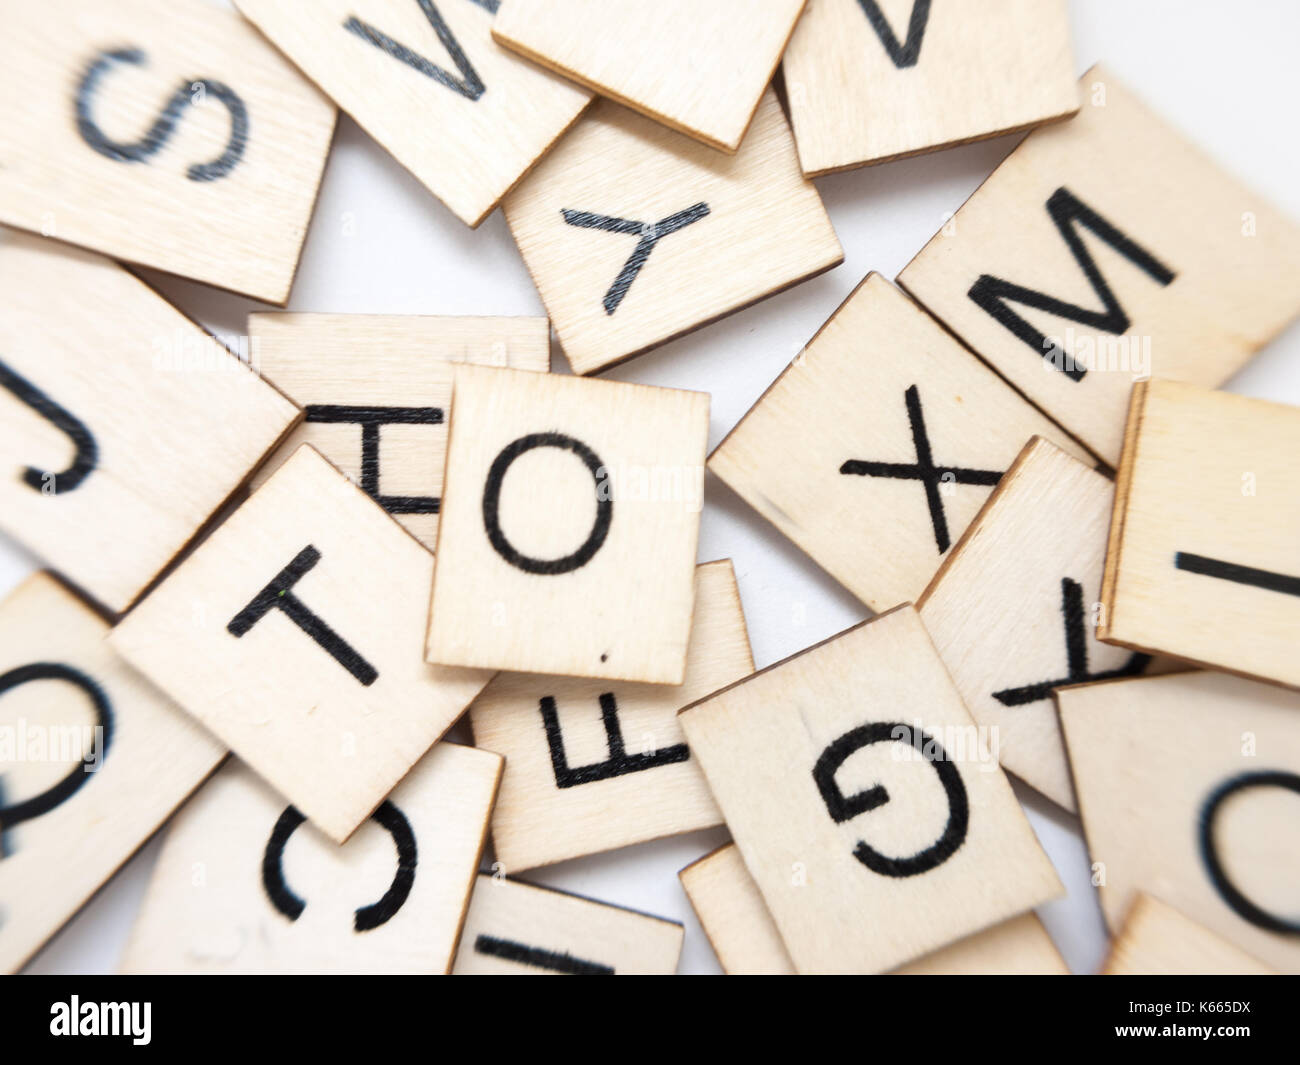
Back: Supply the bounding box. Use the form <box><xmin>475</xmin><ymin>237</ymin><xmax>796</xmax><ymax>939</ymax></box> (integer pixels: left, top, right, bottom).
<box><xmin>227</xmin><ymin>546</ymin><xmax>378</xmax><ymax>686</ymax></box>
<box><xmin>75</xmin><ymin>48</ymin><xmax>248</xmax><ymax>181</ymax></box>
<box><xmin>967</xmin><ymin>187</ymin><xmax>1175</xmax><ymax>380</ymax></box>
<box><xmin>813</xmin><ymin>721</ymin><xmax>967</xmax><ymax>877</ymax></box>
<box><xmin>561</xmin><ymin>203</ymin><xmax>711</xmax><ymax>315</ymax></box>
<box><xmin>0</xmin><ymin>358</ymin><xmax>98</xmax><ymax>494</ymax></box>
<box><xmin>305</xmin><ymin>405</ymin><xmax>443</xmax><ymax>515</ymax></box>
<box><xmin>344</xmin><ymin>0</ymin><xmax>488</xmax><ymax>101</ymax></box>
<box><xmin>840</xmin><ymin>384</ymin><xmax>1001</xmax><ymax>554</ymax></box>
<box><xmin>262</xmin><ymin>801</ymin><xmax>416</xmax><ymax>931</ymax></box>
<box><xmin>0</xmin><ymin>663</ymin><xmax>113</xmax><ymax>858</ymax></box>
<box><xmin>474</xmin><ymin>934</ymin><xmax>614</xmax><ymax>974</ymax></box>
<box><xmin>992</xmin><ymin>577</ymin><xmax>1150</xmax><ymax>706</ymax></box>
<box><xmin>1175</xmin><ymin>551</ymin><xmax>1300</xmax><ymax>600</ymax></box>
<box><xmin>858</xmin><ymin>0</ymin><xmax>931</xmax><ymax>68</ymax></box>
<box><xmin>540</xmin><ymin>692</ymin><xmax>689</xmax><ymax>788</ymax></box>
<box><xmin>1199</xmin><ymin>771</ymin><xmax>1300</xmax><ymax>935</ymax></box>
<box><xmin>482</xmin><ymin>433</ymin><xmax>612</xmax><ymax>575</ymax></box>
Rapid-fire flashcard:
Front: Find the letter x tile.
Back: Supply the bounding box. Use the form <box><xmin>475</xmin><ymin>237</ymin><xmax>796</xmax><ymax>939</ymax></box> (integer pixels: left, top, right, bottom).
<box><xmin>504</xmin><ymin>90</ymin><xmax>843</xmax><ymax>375</ymax></box>
<box><xmin>709</xmin><ymin>274</ymin><xmax>1091</xmax><ymax>612</ymax></box>
<box><xmin>110</xmin><ymin>445</ymin><xmax>494</xmax><ymax>844</ymax></box>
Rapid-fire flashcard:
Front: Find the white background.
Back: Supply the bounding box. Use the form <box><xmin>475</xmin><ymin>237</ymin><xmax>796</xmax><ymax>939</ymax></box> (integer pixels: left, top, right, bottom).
<box><xmin>10</xmin><ymin>0</ymin><xmax>1300</xmax><ymax>974</ymax></box>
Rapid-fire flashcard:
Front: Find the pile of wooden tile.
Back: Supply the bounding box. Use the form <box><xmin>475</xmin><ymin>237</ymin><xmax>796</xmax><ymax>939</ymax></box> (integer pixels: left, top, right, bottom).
<box><xmin>1</xmin><ymin>0</ymin><xmax>1297</xmax><ymax>976</ymax></box>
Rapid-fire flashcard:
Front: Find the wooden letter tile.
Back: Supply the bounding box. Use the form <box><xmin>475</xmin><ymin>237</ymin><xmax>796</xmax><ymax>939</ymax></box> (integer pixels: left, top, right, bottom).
<box><xmin>709</xmin><ymin>273</ymin><xmax>1091</xmax><ymax>612</ymax></box>
<box><xmin>898</xmin><ymin>65</ymin><xmax>1300</xmax><ymax>465</ymax></box>
<box><xmin>110</xmin><ymin>445</ymin><xmax>493</xmax><ymax>844</ymax></box>
<box><xmin>677</xmin><ymin>843</ymin><xmax>795</xmax><ymax>974</ymax></box>
<box><xmin>896</xmin><ymin>912</ymin><xmax>1067</xmax><ymax>976</ymax></box>
<box><xmin>121</xmin><ymin>744</ymin><xmax>500</xmax><ymax>974</ymax></box>
<box><xmin>453</xmin><ymin>873</ymin><xmax>683</xmax><ymax>975</ymax></box>
<box><xmin>492</xmin><ymin>0</ymin><xmax>806</xmax><ymax>153</ymax></box>
<box><xmin>0</xmin><ymin>0</ymin><xmax>335</xmax><ymax>303</ymax></box>
<box><xmin>680</xmin><ymin>842</ymin><xmax>1067</xmax><ymax>975</ymax></box>
<box><xmin>0</xmin><ymin>233</ymin><xmax>300</xmax><ymax>614</ymax></box>
<box><xmin>0</xmin><ymin>573</ymin><xmax>224</xmax><ymax>974</ymax></box>
<box><xmin>678</xmin><ymin>605</ymin><xmax>1063</xmax><ymax>974</ymax></box>
<box><xmin>1058</xmin><ymin>670</ymin><xmax>1300</xmax><ymax>973</ymax></box>
<box><xmin>470</xmin><ymin>559</ymin><xmax>753</xmax><ymax>871</ymax></box>
<box><xmin>249</xmin><ymin>313</ymin><xmax>550</xmax><ymax>550</ymax></box>
<box><xmin>504</xmin><ymin>91</ymin><xmax>843</xmax><ymax>375</ymax></box>
<box><xmin>1102</xmin><ymin>894</ymin><xmax>1275</xmax><ymax>976</ymax></box>
<box><xmin>918</xmin><ymin>437</ymin><xmax>1160</xmax><ymax>810</ymax></box>
<box><xmin>1100</xmin><ymin>380</ymin><xmax>1300</xmax><ymax>689</ymax></box>
<box><xmin>427</xmin><ymin>366</ymin><xmax>709</xmax><ymax>684</ymax></box>
<box><xmin>234</xmin><ymin>0</ymin><xmax>591</xmax><ymax>227</ymax></box>
<box><xmin>783</xmin><ymin>0</ymin><xmax>1079</xmax><ymax>174</ymax></box>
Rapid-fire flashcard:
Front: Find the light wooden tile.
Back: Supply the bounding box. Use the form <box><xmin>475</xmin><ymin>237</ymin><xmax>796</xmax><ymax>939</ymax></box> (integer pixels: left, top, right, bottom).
<box><xmin>680</xmin><ymin>842</ymin><xmax>1066</xmax><ymax>975</ymax></box>
<box><xmin>471</xmin><ymin>560</ymin><xmax>752</xmax><ymax>872</ymax></box>
<box><xmin>504</xmin><ymin>91</ymin><xmax>842</xmax><ymax>375</ymax></box>
<box><xmin>1103</xmin><ymin>894</ymin><xmax>1275</xmax><ymax>976</ymax></box>
<box><xmin>0</xmin><ymin>232</ymin><xmax>300</xmax><ymax>614</ymax></box>
<box><xmin>249</xmin><ymin>314</ymin><xmax>550</xmax><ymax>550</ymax></box>
<box><xmin>0</xmin><ymin>0</ymin><xmax>335</xmax><ymax>303</ymax></box>
<box><xmin>428</xmin><ymin>366</ymin><xmax>709</xmax><ymax>684</ymax></box>
<box><xmin>453</xmin><ymin>873</ymin><xmax>683</xmax><ymax>974</ymax></box>
<box><xmin>0</xmin><ymin>573</ymin><xmax>224</xmax><ymax>974</ymax></box>
<box><xmin>897</xmin><ymin>912</ymin><xmax>1067</xmax><ymax>975</ymax></box>
<box><xmin>492</xmin><ymin>0</ymin><xmax>806</xmax><ymax>153</ymax></box>
<box><xmin>918</xmin><ymin>438</ymin><xmax>1159</xmax><ymax>810</ymax></box>
<box><xmin>1100</xmin><ymin>380</ymin><xmax>1300</xmax><ymax>689</ymax></box>
<box><xmin>110</xmin><ymin>445</ymin><xmax>493</xmax><ymax>844</ymax></box>
<box><xmin>234</xmin><ymin>0</ymin><xmax>591</xmax><ymax>228</ymax></box>
<box><xmin>121</xmin><ymin>743</ymin><xmax>500</xmax><ymax>974</ymax></box>
<box><xmin>784</xmin><ymin>0</ymin><xmax>1079</xmax><ymax>174</ymax></box>
<box><xmin>709</xmin><ymin>273</ymin><xmax>1091</xmax><ymax>613</ymax></box>
<box><xmin>1058</xmin><ymin>670</ymin><xmax>1300</xmax><ymax>973</ymax></box>
<box><xmin>677</xmin><ymin>843</ymin><xmax>795</xmax><ymax>974</ymax></box>
<box><xmin>679</xmin><ymin>605</ymin><xmax>1063</xmax><ymax>974</ymax></box>
<box><xmin>898</xmin><ymin>65</ymin><xmax>1300</xmax><ymax>466</ymax></box>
